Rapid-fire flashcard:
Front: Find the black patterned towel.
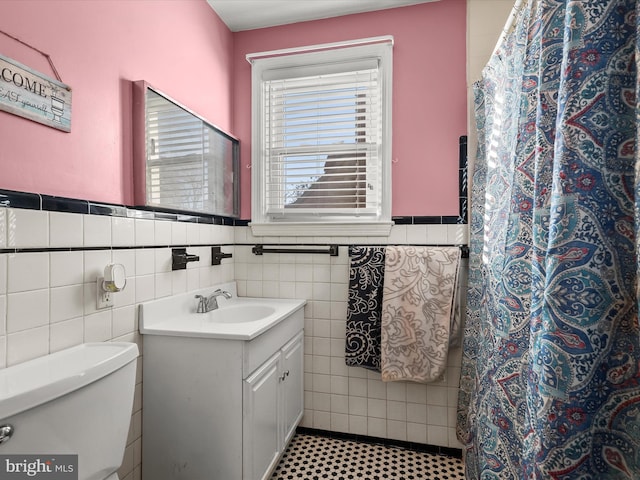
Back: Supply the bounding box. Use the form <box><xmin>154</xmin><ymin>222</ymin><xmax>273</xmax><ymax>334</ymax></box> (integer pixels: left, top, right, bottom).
<box><xmin>345</xmin><ymin>246</ymin><xmax>386</xmax><ymax>371</ymax></box>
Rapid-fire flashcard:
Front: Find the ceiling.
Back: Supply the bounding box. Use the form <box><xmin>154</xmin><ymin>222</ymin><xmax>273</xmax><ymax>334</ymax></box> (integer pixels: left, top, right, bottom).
<box><xmin>206</xmin><ymin>0</ymin><xmax>440</xmax><ymax>32</ymax></box>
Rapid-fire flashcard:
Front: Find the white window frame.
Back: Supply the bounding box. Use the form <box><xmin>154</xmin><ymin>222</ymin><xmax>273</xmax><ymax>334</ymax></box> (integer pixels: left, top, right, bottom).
<box><xmin>248</xmin><ymin>36</ymin><xmax>393</xmax><ymax>237</ymax></box>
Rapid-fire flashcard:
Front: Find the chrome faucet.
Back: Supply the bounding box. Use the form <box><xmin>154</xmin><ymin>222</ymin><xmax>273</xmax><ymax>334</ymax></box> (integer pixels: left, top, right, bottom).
<box><xmin>195</xmin><ymin>289</ymin><xmax>232</xmax><ymax>313</ymax></box>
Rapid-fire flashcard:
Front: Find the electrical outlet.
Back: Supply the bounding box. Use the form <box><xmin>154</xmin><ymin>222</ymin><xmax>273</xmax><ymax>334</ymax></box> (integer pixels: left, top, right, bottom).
<box><xmin>96</xmin><ymin>277</ymin><xmax>114</xmax><ymax>309</ymax></box>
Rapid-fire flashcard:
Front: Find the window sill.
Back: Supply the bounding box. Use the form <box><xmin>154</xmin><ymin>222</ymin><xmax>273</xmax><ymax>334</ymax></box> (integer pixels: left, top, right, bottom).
<box><xmin>249</xmin><ymin>222</ymin><xmax>394</xmax><ymax>237</ymax></box>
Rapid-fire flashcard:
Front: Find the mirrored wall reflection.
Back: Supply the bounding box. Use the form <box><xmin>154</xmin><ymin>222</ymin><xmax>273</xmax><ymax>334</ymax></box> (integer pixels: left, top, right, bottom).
<box><xmin>133</xmin><ymin>81</ymin><xmax>239</xmax><ymax>218</ymax></box>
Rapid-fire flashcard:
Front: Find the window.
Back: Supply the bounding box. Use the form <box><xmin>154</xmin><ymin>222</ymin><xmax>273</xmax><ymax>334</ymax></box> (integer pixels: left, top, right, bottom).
<box><xmin>248</xmin><ymin>37</ymin><xmax>393</xmax><ymax>236</ymax></box>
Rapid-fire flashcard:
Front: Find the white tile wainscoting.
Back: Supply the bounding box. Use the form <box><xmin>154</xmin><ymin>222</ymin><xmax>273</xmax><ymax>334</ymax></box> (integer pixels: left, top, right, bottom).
<box><xmin>0</xmin><ymin>206</ymin><xmax>235</xmax><ymax>480</ymax></box>
<box><xmin>0</xmin><ymin>205</ymin><xmax>468</xmax><ymax>480</ymax></box>
<box><xmin>234</xmin><ymin>224</ymin><xmax>468</xmax><ymax>450</ymax></box>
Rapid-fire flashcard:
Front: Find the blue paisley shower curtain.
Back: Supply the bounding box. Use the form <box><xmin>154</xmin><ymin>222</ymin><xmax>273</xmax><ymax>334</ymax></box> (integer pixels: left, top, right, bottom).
<box><xmin>457</xmin><ymin>0</ymin><xmax>640</xmax><ymax>478</ymax></box>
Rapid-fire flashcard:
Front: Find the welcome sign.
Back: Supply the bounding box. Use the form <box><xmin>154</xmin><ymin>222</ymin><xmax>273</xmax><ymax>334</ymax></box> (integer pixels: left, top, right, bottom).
<box><xmin>0</xmin><ymin>53</ymin><xmax>71</xmax><ymax>132</ymax></box>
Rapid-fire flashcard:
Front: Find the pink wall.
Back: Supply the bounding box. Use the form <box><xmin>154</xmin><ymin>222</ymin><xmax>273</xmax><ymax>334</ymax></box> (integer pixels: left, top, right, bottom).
<box><xmin>1</xmin><ymin>0</ymin><xmax>466</xmax><ymax>217</ymax></box>
<box><xmin>0</xmin><ymin>0</ymin><xmax>233</xmax><ymax>205</ymax></box>
<box><xmin>233</xmin><ymin>0</ymin><xmax>467</xmax><ymax>218</ymax></box>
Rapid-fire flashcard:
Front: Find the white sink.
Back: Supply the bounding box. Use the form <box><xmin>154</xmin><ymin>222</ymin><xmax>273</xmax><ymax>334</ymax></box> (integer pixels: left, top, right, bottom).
<box><xmin>208</xmin><ymin>304</ymin><xmax>277</xmax><ymax>323</ymax></box>
<box><xmin>139</xmin><ymin>282</ymin><xmax>306</xmax><ymax>340</ymax></box>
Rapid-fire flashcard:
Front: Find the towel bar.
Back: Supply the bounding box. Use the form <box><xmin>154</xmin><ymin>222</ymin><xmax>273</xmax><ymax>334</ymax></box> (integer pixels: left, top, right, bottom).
<box><xmin>252</xmin><ymin>244</ymin><xmax>339</xmax><ymax>256</ymax></box>
<box><xmin>251</xmin><ymin>244</ymin><xmax>468</xmax><ymax>258</ymax></box>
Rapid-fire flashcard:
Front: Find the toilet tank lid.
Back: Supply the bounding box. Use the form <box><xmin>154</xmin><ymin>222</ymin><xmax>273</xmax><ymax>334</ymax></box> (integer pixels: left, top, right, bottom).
<box><xmin>0</xmin><ymin>342</ymin><xmax>139</xmax><ymax>421</ymax></box>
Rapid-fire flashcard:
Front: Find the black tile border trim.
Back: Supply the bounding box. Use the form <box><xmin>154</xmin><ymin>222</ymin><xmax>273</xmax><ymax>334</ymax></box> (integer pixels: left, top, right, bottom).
<box><xmin>459</xmin><ymin>135</ymin><xmax>468</xmax><ymax>224</ymax></box>
<box><xmin>0</xmin><ymin>189</ymin><xmax>241</xmax><ymax>226</ymax></box>
<box><xmin>296</xmin><ymin>427</ymin><xmax>463</xmax><ymax>459</ymax></box>
<box><xmin>43</xmin><ymin>195</ymin><xmax>89</xmax><ymax>214</ymax></box>
<box><xmin>0</xmin><ymin>189</ymin><xmax>41</xmax><ymax>210</ymax></box>
<box><xmin>0</xmin><ymin>191</ymin><xmax>467</xmax><ymax>227</ymax></box>
<box><xmin>389</xmin><ymin>215</ymin><xmax>461</xmax><ymax>225</ymax></box>
<box><xmin>0</xmin><ymin>243</ymin><xmax>236</xmax><ymax>255</ymax></box>
<box><xmin>89</xmin><ymin>202</ymin><xmax>128</xmax><ymax>217</ymax></box>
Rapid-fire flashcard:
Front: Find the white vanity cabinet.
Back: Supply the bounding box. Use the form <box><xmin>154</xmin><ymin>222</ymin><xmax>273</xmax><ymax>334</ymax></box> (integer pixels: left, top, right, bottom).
<box><xmin>281</xmin><ymin>333</ymin><xmax>304</xmax><ymax>443</ymax></box>
<box><xmin>141</xmin><ymin>301</ymin><xmax>305</xmax><ymax>480</ymax></box>
<box><xmin>243</xmin><ymin>331</ymin><xmax>303</xmax><ymax>480</ymax></box>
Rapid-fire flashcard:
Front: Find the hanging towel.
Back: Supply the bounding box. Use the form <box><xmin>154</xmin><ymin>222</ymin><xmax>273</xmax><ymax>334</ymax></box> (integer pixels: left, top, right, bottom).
<box><xmin>381</xmin><ymin>246</ymin><xmax>461</xmax><ymax>383</ymax></box>
<box><xmin>345</xmin><ymin>246</ymin><xmax>385</xmax><ymax>371</ymax></box>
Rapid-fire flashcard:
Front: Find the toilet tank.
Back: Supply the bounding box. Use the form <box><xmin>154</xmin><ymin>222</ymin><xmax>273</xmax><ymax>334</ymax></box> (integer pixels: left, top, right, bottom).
<box><xmin>0</xmin><ymin>342</ymin><xmax>139</xmax><ymax>480</ymax></box>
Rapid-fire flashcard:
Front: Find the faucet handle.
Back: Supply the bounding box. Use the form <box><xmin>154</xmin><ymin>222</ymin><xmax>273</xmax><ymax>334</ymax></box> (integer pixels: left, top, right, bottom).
<box><xmin>194</xmin><ymin>295</ymin><xmax>207</xmax><ymax>313</ymax></box>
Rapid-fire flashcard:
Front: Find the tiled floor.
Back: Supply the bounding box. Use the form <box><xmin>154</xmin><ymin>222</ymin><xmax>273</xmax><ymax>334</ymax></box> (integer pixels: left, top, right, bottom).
<box><xmin>271</xmin><ymin>433</ymin><xmax>465</xmax><ymax>480</ymax></box>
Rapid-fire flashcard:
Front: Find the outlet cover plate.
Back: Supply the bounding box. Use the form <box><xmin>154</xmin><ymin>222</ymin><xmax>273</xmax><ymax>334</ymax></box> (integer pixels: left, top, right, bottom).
<box><xmin>96</xmin><ymin>277</ymin><xmax>114</xmax><ymax>309</ymax></box>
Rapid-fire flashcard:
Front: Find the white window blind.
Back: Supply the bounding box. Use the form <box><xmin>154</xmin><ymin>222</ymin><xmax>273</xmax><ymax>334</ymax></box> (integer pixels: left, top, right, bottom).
<box><xmin>263</xmin><ymin>65</ymin><xmax>381</xmax><ymax>218</ymax></box>
<box><xmin>145</xmin><ymin>90</ymin><xmax>209</xmax><ymax>211</ymax></box>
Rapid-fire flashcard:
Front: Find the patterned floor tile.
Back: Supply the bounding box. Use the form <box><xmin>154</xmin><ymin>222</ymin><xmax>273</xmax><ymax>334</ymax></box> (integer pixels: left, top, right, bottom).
<box><xmin>271</xmin><ymin>433</ymin><xmax>465</xmax><ymax>480</ymax></box>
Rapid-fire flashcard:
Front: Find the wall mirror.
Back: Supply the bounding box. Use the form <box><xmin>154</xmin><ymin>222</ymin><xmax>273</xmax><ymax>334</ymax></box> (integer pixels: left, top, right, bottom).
<box><xmin>133</xmin><ymin>81</ymin><xmax>239</xmax><ymax>218</ymax></box>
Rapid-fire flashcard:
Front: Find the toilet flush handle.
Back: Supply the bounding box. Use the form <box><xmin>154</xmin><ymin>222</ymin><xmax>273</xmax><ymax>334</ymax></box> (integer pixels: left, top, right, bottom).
<box><xmin>0</xmin><ymin>424</ymin><xmax>14</xmax><ymax>444</ymax></box>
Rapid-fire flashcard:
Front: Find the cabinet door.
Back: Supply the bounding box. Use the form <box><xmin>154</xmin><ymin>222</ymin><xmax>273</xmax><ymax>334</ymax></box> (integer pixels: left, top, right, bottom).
<box><xmin>281</xmin><ymin>331</ymin><xmax>304</xmax><ymax>447</ymax></box>
<box><xmin>243</xmin><ymin>352</ymin><xmax>280</xmax><ymax>480</ymax></box>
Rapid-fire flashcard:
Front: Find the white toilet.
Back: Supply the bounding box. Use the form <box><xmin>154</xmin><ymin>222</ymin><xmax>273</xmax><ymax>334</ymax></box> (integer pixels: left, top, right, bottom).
<box><xmin>0</xmin><ymin>342</ymin><xmax>139</xmax><ymax>480</ymax></box>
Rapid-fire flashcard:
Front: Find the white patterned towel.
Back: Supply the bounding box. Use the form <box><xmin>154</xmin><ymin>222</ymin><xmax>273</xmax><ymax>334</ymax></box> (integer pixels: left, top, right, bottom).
<box><xmin>381</xmin><ymin>246</ymin><xmax>461</xmax><ymax>383</ymax></box>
